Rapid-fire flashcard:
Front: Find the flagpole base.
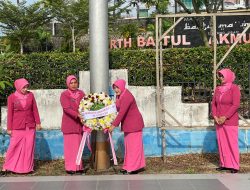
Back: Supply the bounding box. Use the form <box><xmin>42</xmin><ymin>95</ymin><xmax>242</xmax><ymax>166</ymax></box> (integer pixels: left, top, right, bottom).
<box><xmin>94</xmin><ymin>141</ymin><xmax>110</xmax><ymax>170</ymax></box>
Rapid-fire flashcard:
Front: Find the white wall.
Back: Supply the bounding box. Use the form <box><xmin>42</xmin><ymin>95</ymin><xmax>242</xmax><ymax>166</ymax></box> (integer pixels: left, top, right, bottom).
<box><xmin>1</xmin><ymin>69</ymin><xmax>209</xmax><ymax>130</ymax></box>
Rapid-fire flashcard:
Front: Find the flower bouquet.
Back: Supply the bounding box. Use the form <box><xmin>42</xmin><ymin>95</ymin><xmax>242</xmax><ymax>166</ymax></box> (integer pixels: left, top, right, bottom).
<box><xmin>76</xmin><ymin>92</ymin><xmax>118</xmax><ymax>166</ymax></box>
<box><xmin>78</xmin><ymin>92</ymin><xmax>117</xmax><ymax>130</ymax></box>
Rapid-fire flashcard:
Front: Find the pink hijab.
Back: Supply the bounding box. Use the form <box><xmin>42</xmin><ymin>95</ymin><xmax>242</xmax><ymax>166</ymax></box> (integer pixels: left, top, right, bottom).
<box><xmin>218</xmin><ymin>68</ymin><xmax>236</xmax><ymax>95</ymax></box>
<box><xmin>66</xmin><ymin>75</ymin><xmax>81</xmax><ymax>100</ymax></box>
<box><xmin>113</xmin><ymin>79</ymin><xmax>127</xmax><ymax>108</ymax></box>
<box><xmin>14</xmin><ymin>78</ymin><xmax>29</xmax><ymax>108</ymax></box>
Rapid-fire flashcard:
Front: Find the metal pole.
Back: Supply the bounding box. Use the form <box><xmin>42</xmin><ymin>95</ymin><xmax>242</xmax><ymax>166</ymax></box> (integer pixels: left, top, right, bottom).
<box><xmin>172</xmin><ymin>17</ymin><xmax>176</xmax><ymax>48</ymax></box>
<box><xmin>89</xmin><ymin>0</ymin><xmax>110</xmax><ymax>170</ymax></box>
<box><xmin>212</xmin><ymin>15</ymin><xmax>217</xmax><ymax>91</ymax></box>
<box><xmin>156</xmin><ymin>16</ymin><xmax>165</xmax><ymax>162</ymax></box>
<box><xmin>159</xmin><ymin>18</ymin><xmax>166</xmax><ymax>163</ymax></box>
<box><xmin>156</xmin><ymin>16</ymin><xmax>161</xmax><ymax>128</ymax></box>
<box><xmin>160</xmin><ymin>18</ymin><xmax>163</xmax><ymax>101</ymax></box>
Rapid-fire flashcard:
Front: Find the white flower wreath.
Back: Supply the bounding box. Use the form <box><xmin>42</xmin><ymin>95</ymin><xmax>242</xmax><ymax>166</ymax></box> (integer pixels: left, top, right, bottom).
<box><xmin>79</xmin><ymin>92</ymin><xmax>117</xmax><ymax>131</ymax></box>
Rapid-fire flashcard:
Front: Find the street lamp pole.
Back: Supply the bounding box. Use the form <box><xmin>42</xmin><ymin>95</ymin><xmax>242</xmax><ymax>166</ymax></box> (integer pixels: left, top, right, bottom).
<box><xmin>89</xmin><ymin>0</ymin><xmax>110</xmax><ymax>170</ymax></box>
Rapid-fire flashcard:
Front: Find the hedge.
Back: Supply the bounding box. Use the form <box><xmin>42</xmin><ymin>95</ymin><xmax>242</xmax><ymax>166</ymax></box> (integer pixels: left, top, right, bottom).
<box><xmin>1</xmin><ymin>44</ymin><xmax>250</xmax><ymax>105</ymax></box>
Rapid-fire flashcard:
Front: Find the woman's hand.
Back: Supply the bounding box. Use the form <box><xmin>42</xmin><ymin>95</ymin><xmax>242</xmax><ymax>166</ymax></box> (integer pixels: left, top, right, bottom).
<box><xmin>109</xmin><ymin>125</ymin><xmax>116</xmax><ymax>133</ymax></box>
<box><xmin>80</xmin><ymin>119</ymin><xmax>85</xmax><ymax>125</ymax></box>
<box><xmin>7</xmin><ymin>130</ymin><xmax>12</xmax><ymax>136</ymax></box>
<box><xmin>218</xmin><ymin>116</ymin><xmax>227</xmax><ymax>125</ymax></box>
<box><xmin>214</xmin><ymin>116</ymin><xmax>219</xmax><ymax>125</ymax></box>
<box><xmin>78</xmin><ymin>113</ymin><xmax>83</xmax><ymax>120</ymax></box>
<box><xmin>36</xmin><ymin>124</ymin><xmax>42</xmax><ymax>131</ymax></box>
<box><xmin>78</xmin><ymin>113</ymin><xmax>85</xmax><ymax>124</ymax></box>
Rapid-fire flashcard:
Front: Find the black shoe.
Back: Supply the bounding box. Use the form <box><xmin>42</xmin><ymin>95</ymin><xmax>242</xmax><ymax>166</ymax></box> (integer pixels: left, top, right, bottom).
<box><xmin>216</xmin><ymin>167</ymin><xmax>227</xmax><ymax>171</ymax></box>
<box><xmin>120</xmin><ymin>169</ymin><xmax>127</xmax><ymax>174</ymax></box>
<box><xmin>76</xmin><ymin>170</ymin><xmax>85</xmax><ymax>175</ymax></box>
<box><xmin>230</xmin><ymin>169</ymin><xmax>238</xmax><ymax>173</ymax></box>
<box><xmin>66</xmin><ymin>170</ymin><xmax>76</xmax><ymax>175</ymax></box>
<box><xmin>123</xmin><ymin>170</ymin><xmax>138</xmax><ymax>175</ymax></box>
<box><xmin>129</xmin><ymin>170</ymin><xmax>139</xmax><ymax>174</ymax></box>
<box><xmin>0</xmin><ymin>171</ymin><xmax>8</xmax><ymax>176</ymax></box>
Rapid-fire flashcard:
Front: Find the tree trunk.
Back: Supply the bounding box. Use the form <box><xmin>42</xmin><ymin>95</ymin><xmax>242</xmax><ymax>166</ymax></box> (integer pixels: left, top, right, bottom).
<box><xmin>72</xmin><ymin>26</ymin><xmax>76</xmax><ymax>53</ymax></box>
<box><xmin>192</xmin><ymin>0</ymin><xmax>201</xmax><ymax>13</ymax></box>
<box><xmin>199</xmin><ymin>28</ymin><xmax>209</xmax><ymax>47</ymax></box>
<box><xmin>175</xmin><ymin>0</ymin><xmax>210</xmax><ymax>47</ymax></box>
<box><xmin>45</xmin><ymin>38</ymin><xmax>48</xmax><ymax>52</ymax></box>
<box><xmin>194</xmin><ymin>18</ymin><xmax>210</xmax><ymax>47</ymax></box>
<box><xmin>136</xmin><ymin>3</ymin><xmax>139</xmax><ymax>20</ymax></box>
<box><xmin>20</xmin><ymin>40</ymin><xmax>24</xmax><ymax>54</ymax></box>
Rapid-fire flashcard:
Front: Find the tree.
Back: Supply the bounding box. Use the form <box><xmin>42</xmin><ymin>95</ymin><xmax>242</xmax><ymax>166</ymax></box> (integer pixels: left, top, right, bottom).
<box><xmin>0</xmin><ymin>52</ymin><xmax>16</xmax><ymax>93</ymax></box>
<box><xmin>0</xmin><ymin>1</ymin><xmax>51</xmax><ymax>54</ymax></box>
<box><xmin>0</xmin><ymin>64</ymin><xmax>12</xmax><ymax>93</ymax></box>
<box><xmin>45</xmin><ymin>0</ymin><xmax>89</xmax><ymax>53</ymax></box>
<box><xmin>136</xmin><ymin>0</ymin><xmax>223</xmax><ymax>47</ymax></box>
<box><xmin>108</xmin><ymin>0</ymin><xmax>138</xmax><ymax>38</ymax></box>
<box><xmin>109</xmin><ymin>0</ymin><xmax>132</xmax><ymax>21</ymax></box>
<box><xmin>175</xmin><ymin>0</ymin><xmax>224</xmax><ymax>47</ymax></box>
<box><xmin>140</xmin><ymin>0</ymin><xmax>170</xmax><ymax>14</ymax></box>
<box><xmin>128</xmin><ymin>0</ymin><xmax>170</xmax><ymax>19</ymax></box>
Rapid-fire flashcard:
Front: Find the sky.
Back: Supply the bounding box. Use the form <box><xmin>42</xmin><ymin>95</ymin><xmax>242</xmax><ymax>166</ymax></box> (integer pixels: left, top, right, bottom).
<box><xmin>0</xmin><ymin>0</ymin><xmax>38</xmax><ymax>36</ymax></box>
<box><xmin>1</xmin><ymin>0</ymin><xmax>162</xmax><ymax>36</ymax></box>
<box><xmin>10</xmin><ymin>0</ymin><xmax>37</xmax><ymax>5</ymax></box>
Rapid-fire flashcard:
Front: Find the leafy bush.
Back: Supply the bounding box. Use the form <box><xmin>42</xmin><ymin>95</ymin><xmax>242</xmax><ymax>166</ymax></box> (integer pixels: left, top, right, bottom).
<box><xmin>0</xmin><ymin>44</ymin><xmax>249</xmax><ymax>105</ymax></box>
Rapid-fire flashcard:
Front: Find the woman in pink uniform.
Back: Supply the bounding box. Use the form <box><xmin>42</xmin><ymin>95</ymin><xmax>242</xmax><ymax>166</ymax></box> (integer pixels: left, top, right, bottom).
<box><xmin>109</xmin><ymin>79</ymin><xmax>145</xmax><ymax>174</ymax></box>
<box><xmin>212</xmin><ymin>68</ymin><xmax>240</xmax><ymax>173</ymax></box>
<box><xmin>60</xmin><ymin>75</ymin><xmax>85</xmax><ymax>175</ymax></box>
<box><xmin>1</xmin><ymin>78</ymin><xmax>41</xmax><ymax>175</ymax></box>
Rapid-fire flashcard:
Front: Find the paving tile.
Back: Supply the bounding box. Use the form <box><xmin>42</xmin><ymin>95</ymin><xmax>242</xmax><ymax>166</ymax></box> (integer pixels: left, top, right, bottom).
<box><xmin>98</xmin><ymin>180</ymin><xmax>128</xmax><ymax>190</ymax></box>
<box><xmin>129</xmin><ymin>180</ymin><xmax>160</xmax><ymax>190</ymax></box>
<box><xmin>33</xmin><ymin>181</ymin><xmax>67</xmax><ymax>190</ymax></box>
<box><xmin>158</xmin><ymin>179</ymin><xmax>194</xmax><ymax>190</ymax></box>
<box><xmin>64</xmin><ymin>181</ymin><xmax>96</xmax><ymax>190</ymax></box>
<box><xmin>0</xmin><ymin>182</ymin><xmax>36</xmax><ymax>190</ymax></box>
<box><xmin>188</xmin><ymin>179</ymin><xmax>229</xmax><ymax>190</ymax></box>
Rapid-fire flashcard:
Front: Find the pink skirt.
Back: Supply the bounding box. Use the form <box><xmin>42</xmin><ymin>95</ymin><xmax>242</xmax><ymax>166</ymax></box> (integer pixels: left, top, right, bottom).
<box><xmin>122</xmin><ymin>131</ymin><xmax>146</xmax><ymax>172</ymax></box>
<box><xmin>63</xmin><ymin>133</ymin><xmax>83</xmax><ymax>171</ymax></box>
<box><xmin>3</xmin><ymin>127</ymin><xmax>36</xmax><ymax>173</ymax></box>
<box><xmin>216</xmin><ymin>124</ymin><xmax>239</xmax><ymax>170</ymax></box>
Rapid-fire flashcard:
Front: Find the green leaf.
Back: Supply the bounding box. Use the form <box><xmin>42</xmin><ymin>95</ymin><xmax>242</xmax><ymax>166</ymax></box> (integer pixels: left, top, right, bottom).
<box><xmin>0</xmin><ymin>81</ymin><xmax>5</xmax><ymax>89</ymax></box>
